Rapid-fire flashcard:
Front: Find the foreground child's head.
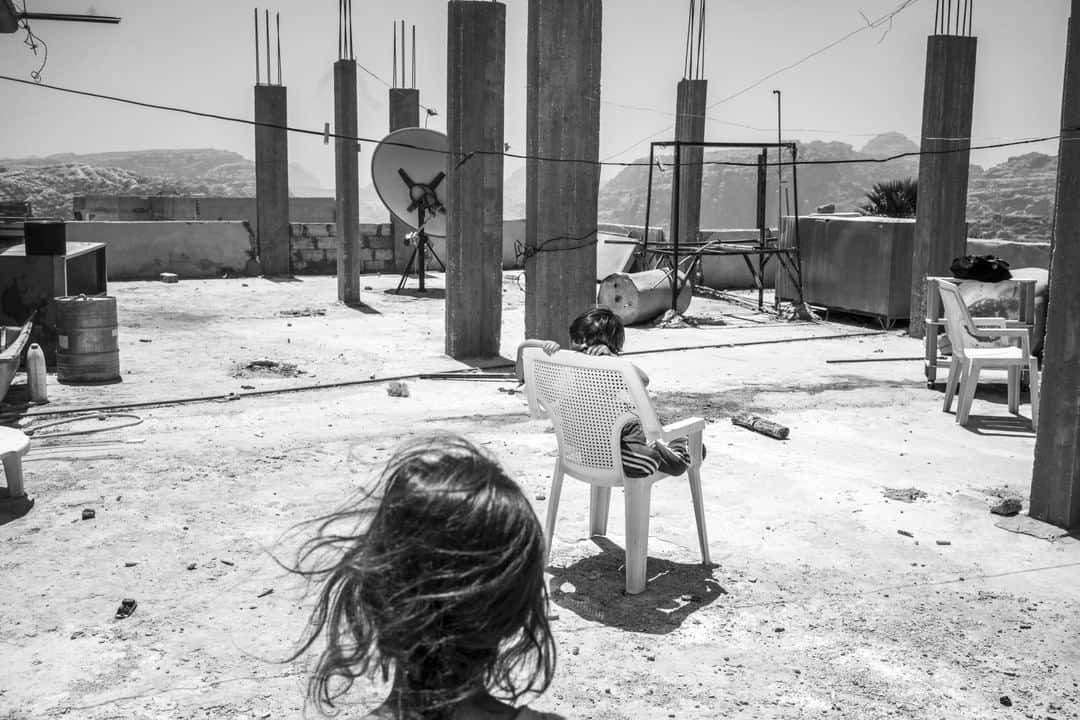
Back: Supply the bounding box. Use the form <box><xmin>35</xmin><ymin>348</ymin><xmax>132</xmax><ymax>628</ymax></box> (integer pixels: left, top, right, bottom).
<box><xmin>568</xmin><ymin>306</ymin><xmax>625</xmax><ymax>354</ymax></box>
<box><xmin>290</xmin><ymin>434</ymin><xmax>554</xmax><ymax>718</ymax></box>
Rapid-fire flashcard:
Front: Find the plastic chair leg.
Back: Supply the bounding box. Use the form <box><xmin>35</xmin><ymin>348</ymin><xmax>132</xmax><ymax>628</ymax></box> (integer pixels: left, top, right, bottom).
<box><xmin>687</xmin><ymin>464</ymin><xmax>710</xmax><ymax>565</ymax></box>
<box><xmin>957</xmin><ymin>360</ymin><xmax>980</xmax><ymax>426</ymax></box>
<box><xmin>544</xmin><ymin>460</ymin><xmax>564</xmax><ymax>562</ymax></box>
<box><xmin>1007</xmin><ymin>366</ymin><xmax>1019</xmax><ymax>414</ymax></box>
<box><xmin>2</xmin><ymin>452</ymin><xmax>24</xmax><ymax>498</ymax></box>
<box><xmin>943</xmin><ymin>357</ymin><xmax>961</xmax><ymax>412</ymax></box>
<box><xmin>1028</xmin><ymin>359</ymin><xmax>1040</xmax><ymax>433</ymax></box>
<box><xmin>623</xmin><ymin>480</ymin><xmax>652</xmax><ymax>595</ymax></box>
<box><xmin>588</xmin><ymin>486</ymin><xmax>611</xmax><ymax>537</ymax></box>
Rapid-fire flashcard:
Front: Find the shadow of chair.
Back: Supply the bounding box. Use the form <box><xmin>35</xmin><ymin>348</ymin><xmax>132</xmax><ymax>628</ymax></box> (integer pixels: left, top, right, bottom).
<box><xmin>521</xmin><ymin>347</ymin><xmax>710</xmax><ymax>595</ymax></box>
<box><xmin>547</xmin><ymin>537</ymin><xmax>725</xmax><ymax>634</ymax></box>
<box><xmin>937</xmin><ymin>279</ymin><xmax>1040</xmax><ymax>431</ymax></box>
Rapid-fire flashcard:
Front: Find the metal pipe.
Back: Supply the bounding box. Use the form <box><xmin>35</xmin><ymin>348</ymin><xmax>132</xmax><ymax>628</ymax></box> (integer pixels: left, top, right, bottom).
<box><xmin>276</xmin><ymin>12</ymin><xmax>282</xmax><ymax>86</ymax></box>
<box><xmin>933</xmin><ymin>0</ymin><xmax>940</xmax><ymax>34</ymax></box>
<box><xmin>774</xmin><ymin>90</ymin><xmax>782</xmax><ymax>244</ymax></box>
<box><xmin>18</xmin><ymin>12</ymin><xmax>121</xmax><ymax>23</ymax></box>
<box><xmin>790</xmin><ymin>144</ymin><xmax>806</xmax><ymax>307</ymax></box>
<box><xmin>254</xmin><ymin>8</ymin><xmax>260</xmax><ymax>85</ymax></box>
<box><xmin>946</xmin><ymin>0</ymin><xmax>952</xmax><ymax>34</ymax></box>
<box><xmin>347</xmin><ymin>0</ymin><xmax>354</xmax><ymax>59</ymax></box>
<box><xmin>392</xmin><ymin>21</ymin><xmax>397</xmax><ymax>87</ymax></box>
<box><xmin>401</xmin><ymin>21</ymin><xmax>406</xmax><ymax>92</ymax></box>
<box><xmin>955</xmin><ymin>0</ymin><xmax>961</xmax><ymax>35</ymax></box>
<box><xmin>644</xmin><ymin>143</ymin><xmax>655</xmax><ymax>262</ymax></box>
<box><xmin>412</xmin><ymin>24</ymin><xmax>416</xmax><ymax>89</ymax></box>
<box><xmin>671</xmin><ymin>142</ymin><xmax>682</xmax><ymax>313</ymax></box>
<box><xmin>967</xmin><ymin>0</ymin><xmax>974</xmax><ymax>35</ymax></box>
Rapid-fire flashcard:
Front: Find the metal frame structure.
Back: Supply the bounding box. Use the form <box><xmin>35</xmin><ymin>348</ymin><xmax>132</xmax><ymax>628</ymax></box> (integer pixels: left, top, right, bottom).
<box><xmin>642</xmin><ymin>140</ymin><xmax>806</xmax><ymax>312</ymax></box>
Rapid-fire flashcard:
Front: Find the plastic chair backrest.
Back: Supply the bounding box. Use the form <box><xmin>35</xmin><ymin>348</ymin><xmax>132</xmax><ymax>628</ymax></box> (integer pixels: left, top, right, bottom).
<box><xmin>937</xmin><ymin>279</ymin><xmax>1000</xmax><ymax>356</ymax></box>
<box><xmin>522</xmin><ymin>348</ymin><xmax>661</xmax><ymax>484</ymax></box>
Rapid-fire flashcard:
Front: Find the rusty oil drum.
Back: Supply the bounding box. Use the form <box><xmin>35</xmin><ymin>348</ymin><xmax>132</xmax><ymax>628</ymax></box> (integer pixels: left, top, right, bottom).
<box><xmin>55</xmin><ymin>295</ymin><xmax>121</xmax><ymax>384</ymax></box>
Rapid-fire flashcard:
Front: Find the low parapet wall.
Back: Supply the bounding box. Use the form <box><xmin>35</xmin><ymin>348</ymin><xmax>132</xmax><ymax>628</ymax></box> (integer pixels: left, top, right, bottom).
<box><xmin>66</xmin><ymin>219</ymin><xmax>525</xmax><ymax>280</ymax></box>
<box><xmin>66</xmin><ymin>221</ymin><xmax>258</xmax><ymax>280</ymax></box>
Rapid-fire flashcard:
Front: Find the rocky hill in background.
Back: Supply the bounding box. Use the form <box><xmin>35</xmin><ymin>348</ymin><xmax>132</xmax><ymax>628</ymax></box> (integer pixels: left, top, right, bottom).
<box><xmin>598</xmin><ymin>133</ymin><xmax>1057</xmax><ymax>243</ymax></box>
<box><xmin>0</xmin><ymin>140</ymin><xmax>1059</xmax><ymax>242</ymax></box>
<box><xmin>0</xmin><ymin>149</ymin><xmax>329</xmax><ymax>219</ymax></box>
<box><xmin>966</xmin><ymin>152</ymin><xmax>1056</xmax><ymax>242</ymax></box>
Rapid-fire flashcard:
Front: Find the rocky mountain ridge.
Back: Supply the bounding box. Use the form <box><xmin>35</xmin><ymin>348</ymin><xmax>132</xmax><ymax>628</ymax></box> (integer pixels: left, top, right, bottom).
<box><xmin>0</xmin><ymin>141</ymin><xmax>1059</xmax><ymax>242</ymax></box>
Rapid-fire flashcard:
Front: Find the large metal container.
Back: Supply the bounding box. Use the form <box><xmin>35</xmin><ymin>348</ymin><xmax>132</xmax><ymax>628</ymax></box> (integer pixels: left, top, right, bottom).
<box><xmin>597</xmin><ymin>269</ymin><xmax>692</xmax><ymax>326</ymax></box>
<box><xmin>54</xmin><ymin>295</ymin><xmax>120</xmax><ymax>384</ymax></box>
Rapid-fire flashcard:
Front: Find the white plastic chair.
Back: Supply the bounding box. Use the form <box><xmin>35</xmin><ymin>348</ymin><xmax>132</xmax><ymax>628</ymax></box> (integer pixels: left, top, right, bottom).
<box><xmin>521</xmin><ymin>347</ymin><xmax>710</xmax><ymax>594</ymax></box>
<box><xmin>937</xmin><ymin>279</ymin><xmax>1040</xmax><ymax>430</ymax></box>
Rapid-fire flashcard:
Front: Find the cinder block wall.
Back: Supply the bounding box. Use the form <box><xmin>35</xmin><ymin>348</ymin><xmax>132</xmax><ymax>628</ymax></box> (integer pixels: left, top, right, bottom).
<box><xmin>290</xmin><ymin>222</ymin><xmax>396</xmax><ymax>275</ymax></box>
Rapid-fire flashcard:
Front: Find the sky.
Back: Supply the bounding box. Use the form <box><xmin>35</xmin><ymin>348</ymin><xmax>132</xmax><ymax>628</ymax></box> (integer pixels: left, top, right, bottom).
<box><xmin>0</xmin><ymin>0</ymin><xmax>1072</xmax><ymax>188</ymax></box>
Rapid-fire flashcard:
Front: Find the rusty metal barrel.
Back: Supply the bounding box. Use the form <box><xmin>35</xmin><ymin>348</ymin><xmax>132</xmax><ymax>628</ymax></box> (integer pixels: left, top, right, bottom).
<box><xmin>54</xmin><ymin>295</ymin><xmax>121</xmax><ymax>384</ymax></box>
<box><xmin>596</xmin><ymin>269</ymin><xmax>693</xmax><ymax>325</ymax></box>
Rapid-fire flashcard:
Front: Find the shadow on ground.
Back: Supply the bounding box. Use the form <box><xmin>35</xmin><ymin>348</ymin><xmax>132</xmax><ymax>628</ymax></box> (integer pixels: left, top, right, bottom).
<box><xmin>0</xmin><ymin>490</ymin><xmax>34</xmax><ymax>527</ymax></box>
<box><xmin>547</xmin><ymin>537</ymin><xmax>725</xmax><ymax>635</ymax></box>
<box><xmin>383</xmin><ymin>288</ymin><xmax>446</xmax><ymax>300</ymax></box>
<box><xmin>653</xmin><ymin>374</ymin><xmax>925</xmax><ymax>420</ymax></box>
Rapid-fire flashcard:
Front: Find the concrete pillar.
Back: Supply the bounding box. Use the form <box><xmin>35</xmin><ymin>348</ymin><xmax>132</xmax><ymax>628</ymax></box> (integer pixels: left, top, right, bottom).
<box><xmin>254</xmin><ymin>84</ymin><xmax>291</xmax><ymax>276</ymax></box>
<box><xmin>908</xmin><ymin>35</ymin><xmax>977</xmax><ymax>338</ymax></box>
<box><xmin>389</xmin><ymin>88</ymin><xmax>421</xmax><ymax>274</ymax></box>
<box><xmin>674</xmin><ymin>79</ymin><xmax>707</xmax><ymax>248</ymax></box>
<box><xmin>1031</xmin><ymin>1</ymin><xmax>1080</xmax><ymax>532</ymax></box>
<box><xmin>446</xmin><ymin>1</ymin><xmax>505</xmax><ymax>359</ymax></box>
<box><xmin>525</xmin><ymin>0</ymin><xmax>602</xmax><ymax>346</ymax></box>
<box><xmin>334</xmin><ymin>60</ymin><xmax>361</xmax><ymax>303</ymax></box>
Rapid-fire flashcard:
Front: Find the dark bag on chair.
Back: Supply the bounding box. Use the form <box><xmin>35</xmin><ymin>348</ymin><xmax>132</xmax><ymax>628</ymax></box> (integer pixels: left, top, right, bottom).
<box><xmin>950</xmin><ymin>254</ymin><xmax>1012</xmax><ymax>282</ymax></box>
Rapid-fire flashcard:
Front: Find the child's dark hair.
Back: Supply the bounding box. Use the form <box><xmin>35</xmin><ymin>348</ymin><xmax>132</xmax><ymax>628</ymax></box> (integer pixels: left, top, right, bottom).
<box><xmin>569</xmin><ymin>306</ymin><xmax>625</xmax><ymax>354</ymax></box>
<box><xmin>287</xmin><ymin>434</ymin><xmax>555</xmax><ymax>719</ymax></box>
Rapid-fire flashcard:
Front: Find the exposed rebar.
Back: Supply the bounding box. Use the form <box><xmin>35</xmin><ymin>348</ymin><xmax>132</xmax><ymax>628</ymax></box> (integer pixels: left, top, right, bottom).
<box><xmin>684</xmin><ymin>0</ymin><xmax>694</xmax><ymax>79</ymax></box>
<box><xmin>412</xmin><ymin>24</ymin><xmax>416</xmax><ymax>89</ymax></box>
<box><xmin>276</xmin><ymin>12</ymin><xmax>282</xmax><ymax>85</ymax></box>
<box><xmin>392</xmin><ymin>20</ymin><xmax>397</xmax><ymax>87</ymax></box>
<box><xmin>254</xmin><ymin>7</ymin><xmax>260</xmax><ymax>84</ymax></box>
<box><xmin>264</xmin><ymin>9</ymin><xmax>271</xmax><ymax>84</ymax></box>
<box><xmin>696</xmin><ymin>0</ymin><xmax>706</xmax><ymax>79</ymax></box>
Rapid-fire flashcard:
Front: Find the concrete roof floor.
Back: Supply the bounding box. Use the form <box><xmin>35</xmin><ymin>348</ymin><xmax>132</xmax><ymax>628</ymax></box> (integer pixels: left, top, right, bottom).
<box><xmin>1</xmin><ymin>272</ymin><xmax>1076</xmax><ymax>720</ymax></box>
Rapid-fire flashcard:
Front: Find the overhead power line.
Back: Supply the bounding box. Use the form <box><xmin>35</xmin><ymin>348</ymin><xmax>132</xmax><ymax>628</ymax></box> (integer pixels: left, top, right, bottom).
<box><xmin>602</xmin><ymin>0</ymin><xmax>924</xmax><ymax>163</ymax></box>
<box><xmin>0</xmin><ymin>73</ymin><xmax>1061</xmax><ymax>171</ymax></box>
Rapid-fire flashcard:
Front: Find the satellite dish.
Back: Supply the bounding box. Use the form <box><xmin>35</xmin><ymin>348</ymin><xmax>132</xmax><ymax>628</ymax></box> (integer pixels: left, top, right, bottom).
<box><xmin>371</xmin><ymin>127</ymin><xmax>449</xmax><ymax>238</ymax></box>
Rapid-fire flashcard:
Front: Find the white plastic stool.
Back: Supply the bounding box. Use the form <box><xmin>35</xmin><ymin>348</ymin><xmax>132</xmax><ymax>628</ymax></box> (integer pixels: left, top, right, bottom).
<box><xmin>0</xmin><ymin>426</ymin><xmax>30</xmax><ymax>498</ymax></box>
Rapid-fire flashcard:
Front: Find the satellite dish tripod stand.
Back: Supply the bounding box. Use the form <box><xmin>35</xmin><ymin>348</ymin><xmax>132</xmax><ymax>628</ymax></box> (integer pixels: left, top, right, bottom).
<box><xmin>395</xmin><ymin>168</ymin><xmax>447</xmax><ymax>293</ymax></box>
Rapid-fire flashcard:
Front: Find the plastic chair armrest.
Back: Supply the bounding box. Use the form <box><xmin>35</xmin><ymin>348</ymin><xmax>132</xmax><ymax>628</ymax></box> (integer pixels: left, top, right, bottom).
<box><xmin>661</xmin><ymin>417</ymin><xmax>706</xmax><ymax>441</ymax></box>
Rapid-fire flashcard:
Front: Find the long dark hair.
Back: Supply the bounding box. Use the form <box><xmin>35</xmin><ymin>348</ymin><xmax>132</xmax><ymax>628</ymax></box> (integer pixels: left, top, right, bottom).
<box><xmin>569</xmin><ymin>306</ymin><xmax>625</xmax><ymax>354</ymax></box>
<box><xmin>287</xmin><ymin>434</ymin><xmax>555</xmax><ymax>719</ymax></box>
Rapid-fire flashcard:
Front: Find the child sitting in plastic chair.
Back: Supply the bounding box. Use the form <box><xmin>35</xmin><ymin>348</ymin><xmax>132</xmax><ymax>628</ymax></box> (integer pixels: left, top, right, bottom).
<box><xmin>287</xmin><ymin>434</ymin><xmax>561</xmax><ymax>720</ymax></box>
<box><xmin>518</xmin><ymin>306</ymin><xmax>697</xmax><ymax>478</ymax></box>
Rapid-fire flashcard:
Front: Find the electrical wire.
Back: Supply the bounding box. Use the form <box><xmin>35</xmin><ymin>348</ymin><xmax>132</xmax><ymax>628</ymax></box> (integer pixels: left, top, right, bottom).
<box><xmin>602</xmin><ymin>0</ymin><xmax>923</xmax><ymax>162</ymax></box>
<box><xmin>18</xmin><ymin>0</ymin><xmax>49</xmax><ymax>82</ymax></box>
<box><xmin>0</xmin><ymin>73</ymin><xmax>1061</xmax><ymax>172</ymax></box>
<box><xmin>22</xmin><ymin>413</ymin><xmax>144</xmax><ymax>439</ymax></box>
